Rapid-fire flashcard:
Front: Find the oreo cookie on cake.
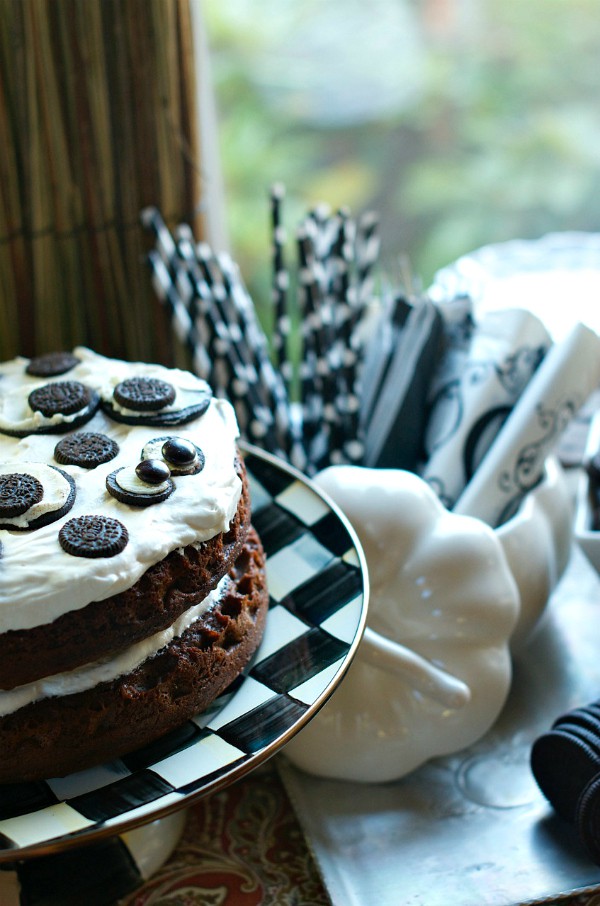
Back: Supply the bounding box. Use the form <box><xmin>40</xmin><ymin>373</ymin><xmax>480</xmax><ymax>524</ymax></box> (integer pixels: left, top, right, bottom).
<box><xmin>0</xmin><ymin>348</ymin><xmax>268</xmax><ymax>782</ymax></box>
<box><xmin>100</xmin><ymin>372</ymin><xmax>212</xmax><ymax>427</ymax></box>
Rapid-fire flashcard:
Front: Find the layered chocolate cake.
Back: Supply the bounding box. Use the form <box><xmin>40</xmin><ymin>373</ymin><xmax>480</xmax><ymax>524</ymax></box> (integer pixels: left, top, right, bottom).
<box><xmin>0</xmin><ymin>348</ymin><xmax>268</xmax><ymax>782</ymax></box>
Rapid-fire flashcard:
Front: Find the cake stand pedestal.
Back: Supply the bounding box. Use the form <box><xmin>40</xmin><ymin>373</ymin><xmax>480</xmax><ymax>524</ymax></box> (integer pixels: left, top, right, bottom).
<box><xmin>0</xmin><ymin>810</ymin><xmax>187</xmax><ymax>906</ymax></box>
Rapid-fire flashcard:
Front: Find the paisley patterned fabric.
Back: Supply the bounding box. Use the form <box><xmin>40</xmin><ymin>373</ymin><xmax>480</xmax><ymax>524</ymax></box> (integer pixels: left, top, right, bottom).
<box><xmin>120</xmin><ymin>761</ymin><xmax>329</xmax><ymax>906</ymax></box>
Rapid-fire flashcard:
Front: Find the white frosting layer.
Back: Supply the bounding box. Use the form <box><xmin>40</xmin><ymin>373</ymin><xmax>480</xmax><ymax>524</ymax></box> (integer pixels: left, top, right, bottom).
<box><xmin>0</xmin><ymin>576</ymin><xmax>229</xmax><ymax>716</ymax></box>
<box><xmin>0</xmin><ymin>348</ymin><xmax>242</xmax><ymax>632</ymax></box>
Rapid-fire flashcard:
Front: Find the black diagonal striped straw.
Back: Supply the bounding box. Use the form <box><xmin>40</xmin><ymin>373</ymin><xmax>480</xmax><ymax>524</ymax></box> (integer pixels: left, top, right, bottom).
<box><xmin>355</xmin><ymin>210</ymin><xmax>380</xmax><ymax>315</ymax></box>
<box><xmin>269</xmin><ymin>183</ymin><xmax>293</xmax><ymax>397</ymax></box>
<box><xmin>297</xmin><ymin>225</ymin><xmax>346</xmax><ymax>472</ymax></box>
<box><xmin>143</xmin><ymin>209</ymin><xmax>252</xmax><ymax>433</ymax></box>
<box><xmin>140</xmin><ymin>208</ymin><xmax>211</xmax><ymax>380</ymax></box>
<box><xmin>145</xmin><ymin>249</ymin><xmax>212</xmax><ymax>381</ymax></box>
<box><xmin>335</xmin><ymin>210</ymin><xmax>364</xmax><ymax>463</ymax></box>
<box><xmin>184</xmin><ymin>231</ymin><xmax>293</xmax><ymax>462</ymax></box>
<box><xmin>215</xmin><ymin>249</ymin><xmax>298</xmax><ymax>465</ymax></box>
<box><xmin>175</xmin><ymin>228</ymin><xmax>278</xmax><ymax>451</ymax></box>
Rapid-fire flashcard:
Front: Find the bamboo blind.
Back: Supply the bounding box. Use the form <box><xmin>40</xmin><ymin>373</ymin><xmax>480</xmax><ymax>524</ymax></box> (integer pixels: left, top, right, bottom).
<box><xmin>0</xmin><ymin>0</ymin><xmax>204</xmax><ymax>365</ymax></box>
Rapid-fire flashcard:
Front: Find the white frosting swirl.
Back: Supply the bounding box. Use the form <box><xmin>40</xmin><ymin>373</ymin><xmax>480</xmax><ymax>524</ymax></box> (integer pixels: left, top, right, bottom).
<box><xmin>0</xmin><ymin>348</ymin><xmax>242</xmax><ymax>633</ymax></box>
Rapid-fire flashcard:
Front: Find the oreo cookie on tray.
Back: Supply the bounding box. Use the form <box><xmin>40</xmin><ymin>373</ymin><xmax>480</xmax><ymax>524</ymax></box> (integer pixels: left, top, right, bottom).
<box><xmin>531</xmin><ymin>727</ymin><xmax>600</xmax><ymax>824</ymax></box>
<box><xmin>553</xmin><ymin>708</ymin><xmax>600</xmax><ymax>738</ymax></box>
<box><xmin>532</xmin><ymin>697</ymin><xmax>600</xmax><ymax>847</ymax></box>
<box><xmin>0</xmin><ymin>462</ymin><xmax>76</xmax><ymax>530</ymax></box>
<box><xmin>102</xmin><ymin>374</ymin><xmax>212</xmax><ymax>427</ymax></box>
<box><xmin>576</xmin><ymin>773</ymin><xmax>600</xmax><ymax>865</ymax></box>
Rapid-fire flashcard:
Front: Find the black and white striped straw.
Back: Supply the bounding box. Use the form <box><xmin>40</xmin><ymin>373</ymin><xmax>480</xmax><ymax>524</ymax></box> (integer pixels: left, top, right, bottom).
<box><xmin>141</xmin><ymin>208</ymin><xmax>211</xmax><ymax>380</ymax></box>
<box><xmin>217</xmin><ymin>250</ymin><xmax>298</xmax><ymax>465</ymax></box>
<box><xmin>356</xmin><ymin>210</ymin><xmax>381</xmax><ymax>303</ymax></box>
<box><xmin>269</xmin><ymin>183</ymin><xmax>293</xmax><ymax>397</ymax></box>
<box><xmin>337</xmin><ymin>211</ymin><xmax>366</xmax><ymax>463</ymax></box>
<box><xmin>297</xmin><ymin>226</ymin><xmax>344</xmax><ymax>471</ymax></box>
<box><xmin>143</xmin><ymin>197</ymin><xmax>383</xmax><ymax>476</ymax></box>
<box><xmin>176</xmin><ymin>230</ymin><xmax>281</xmax><ymax>453</ymax></box>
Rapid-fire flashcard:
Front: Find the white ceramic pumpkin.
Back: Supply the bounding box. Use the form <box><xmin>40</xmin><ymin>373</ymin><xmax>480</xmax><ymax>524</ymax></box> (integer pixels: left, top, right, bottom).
<box><xmin>283</xmin><ymin>459</ymin><xmax>571</xmax><ymax>783</ymax></box>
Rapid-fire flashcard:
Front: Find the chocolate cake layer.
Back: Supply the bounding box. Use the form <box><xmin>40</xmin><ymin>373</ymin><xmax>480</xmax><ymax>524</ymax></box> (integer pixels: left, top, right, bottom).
<box><xmin>0</xmin><ymin>526</ymin><xmax>268</xmax><ymax>783</ymax></box>
<box><xmin>0</xmin><ymin>457</ymin><xmax>252</xmax><ymax>691</ymax></box>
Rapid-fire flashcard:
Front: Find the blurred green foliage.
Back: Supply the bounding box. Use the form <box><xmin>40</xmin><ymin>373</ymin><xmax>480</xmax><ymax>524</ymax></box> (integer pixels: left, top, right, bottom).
<box><xmin>203</xmin><ymin>0</ymin><xmax>600</xmax><ymax>328</ymax></box>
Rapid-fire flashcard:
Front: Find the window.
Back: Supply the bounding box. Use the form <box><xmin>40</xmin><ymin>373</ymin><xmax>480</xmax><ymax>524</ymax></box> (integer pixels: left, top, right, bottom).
<box><xmin>203</xmin><ymin>0</ymin><xmax>600</xmax><ymax>327</ymax></box>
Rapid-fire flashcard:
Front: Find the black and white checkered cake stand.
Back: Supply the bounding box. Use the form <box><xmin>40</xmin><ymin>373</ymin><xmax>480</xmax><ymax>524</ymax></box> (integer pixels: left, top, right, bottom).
<box><xmin>0</xmin><ymin>443</ymin><xmax>368</xmax><ymax>905</ymax></box>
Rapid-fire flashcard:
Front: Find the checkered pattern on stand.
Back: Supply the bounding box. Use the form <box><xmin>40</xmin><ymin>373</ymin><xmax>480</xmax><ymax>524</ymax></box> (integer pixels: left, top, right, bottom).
<box><xmin>0</xmin><ymin>446</ymin><xmax>366</xmax><ymax>866</ymax></box>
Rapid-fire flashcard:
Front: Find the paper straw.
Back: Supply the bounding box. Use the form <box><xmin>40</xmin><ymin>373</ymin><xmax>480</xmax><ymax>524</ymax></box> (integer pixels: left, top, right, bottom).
<box><xmin>453</xmin><ymin>322</ymin><xmax>600</xmax><ymax>526</ymax></box>
<box><xmin>176</xmin><ymin>230</ymin><xmax>280</xmax><ymax>450</ymax></box>
<box><xmin>355</xmin><ymin>210</ymin><xmax>380</xmax><ymax>311</ymax></box>
<box><xmin>145</xmin><ymin>250</ymin><xmax>211</xmax><ymax>380</ymax></box>
<box><xmin>141</xmin><ymin>208</ymin><xmax>212</xmax><ymax>380</ymax></box>
<box><xmin>178</xmin><ymin>229</ymin><xmax>256</xmax><ymax>389</ymax></box>
<box><xmin>297</xmin><ymin>228</ymin><xmax>326</xmax><ymax>466</ymax></box>
<box><xmin>335</xmin><ymin>210</ymin><xmax>366</xmax><ymax>463</ymax></box>
<box><xmin>269</xmin><ymin>183</ymin><xmax>292</xmax><ymax>394</ymax></box>
<box><xmin>216</xmin><ymin>250</ymin><xmax>295</xmax><ymax>462</ymax></box>
<box><xmin>297</xmin><ymin>226</ymin><xmax>344</xmax><ymax>470</ymax></box>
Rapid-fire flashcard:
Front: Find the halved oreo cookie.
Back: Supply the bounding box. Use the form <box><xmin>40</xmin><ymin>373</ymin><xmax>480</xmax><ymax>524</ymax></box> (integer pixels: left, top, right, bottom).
<box><xmin>6</xmin><ymin>380</ymin><xmax>102</xmax><ymax>436</ymax></box>
<box><xmin>54</xmin><ymin>432</ymin><xmax>119</xmax><ymax>469</ymax></box>
<box><xmin>106</xmin><ymin>465</ymin><xmax>174</xmax><ymax>507</ymax></box>
<box><xmin>25</xmin><ymin>352</ymin><xmax>80</xmax><ymax>377</ymax></box>
<box><xmin>0</xmin><ymin>463</ymin><xmax>76</xmax><ymax>530</ymax></box>
<box><xmin>102</xmin><ymin>378</ymin><xmax>211</xmax><ymax>428</ymax></box>
<box><xmin>0</xmin><ymin>472</ymin><xmax>43</xmax><ymax>518</ymax></box>
<box><xmin>141</xmin><ymin>435</ymin><xmax>205</xmax><ymax>476</ymax></box>
<box><xmin>59</xmin><ymin>514</ymin><xmax>129</xmax><ymax>558</ymax></box>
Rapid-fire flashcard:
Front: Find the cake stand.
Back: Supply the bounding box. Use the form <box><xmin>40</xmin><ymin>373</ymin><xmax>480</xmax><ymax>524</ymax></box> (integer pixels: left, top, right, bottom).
<box><xmin>0</xmin><ymin>444</ymin><xmax>369</xmax><ymax>905</ymax></box>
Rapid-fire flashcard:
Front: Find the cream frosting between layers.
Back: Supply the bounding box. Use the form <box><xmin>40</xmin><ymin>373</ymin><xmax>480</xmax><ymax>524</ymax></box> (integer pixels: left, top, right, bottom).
<box><xmin>0</xmin><ymin>348</ymin><xmax>242</xmax><ymax>633</ymax></box>
<box><xmin>0</xmin><ymin>575</ymin><xmax>230</xmax><ymax>716</ymax></box>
